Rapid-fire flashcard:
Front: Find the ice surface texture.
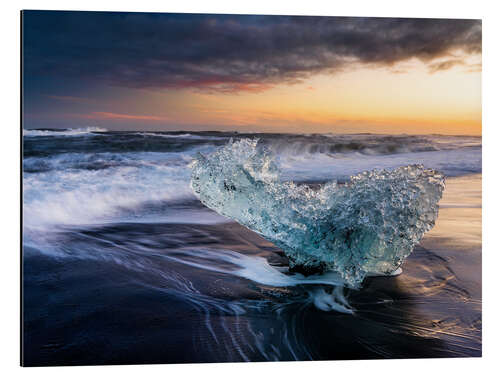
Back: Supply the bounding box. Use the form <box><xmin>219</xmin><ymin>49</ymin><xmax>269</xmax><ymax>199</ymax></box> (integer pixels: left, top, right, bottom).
<box><xmin>190</xmin><ymin>139</ymin><xmax>445</xmax><ymax>287</ymax></box>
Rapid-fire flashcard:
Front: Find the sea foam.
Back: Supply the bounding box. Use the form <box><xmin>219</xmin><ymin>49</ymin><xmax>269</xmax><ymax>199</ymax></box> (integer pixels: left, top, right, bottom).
<box><xmin>23</xmin><ymin>127</ymin><xmax>108</xmax><ymax>137</ymax></box>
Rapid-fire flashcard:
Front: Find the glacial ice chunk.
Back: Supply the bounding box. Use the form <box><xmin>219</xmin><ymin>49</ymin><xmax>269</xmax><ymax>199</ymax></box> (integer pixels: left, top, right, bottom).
<box><xmin>190</xmin><ymin>139</ymin><xmax>445</xmax><ymax>287</ymax></box>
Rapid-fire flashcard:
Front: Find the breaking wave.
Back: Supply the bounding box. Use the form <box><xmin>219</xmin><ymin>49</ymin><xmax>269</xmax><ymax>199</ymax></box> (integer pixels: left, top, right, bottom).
<box><xmin>23</xmin><ymin>152</ymin><xmax>198</xmax><ymax>230</ymax></box>
<box><xmin>23</xmin><ymin>126</ymin><xmax>108</xmax><ymax>137</ymax></box>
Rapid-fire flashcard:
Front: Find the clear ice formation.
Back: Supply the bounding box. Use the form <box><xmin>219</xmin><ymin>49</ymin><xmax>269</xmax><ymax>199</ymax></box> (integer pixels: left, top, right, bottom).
<box><xmin>190</xmin><ymin>139</ymin><xmax>445</xmax><ymax>287</ymax></box>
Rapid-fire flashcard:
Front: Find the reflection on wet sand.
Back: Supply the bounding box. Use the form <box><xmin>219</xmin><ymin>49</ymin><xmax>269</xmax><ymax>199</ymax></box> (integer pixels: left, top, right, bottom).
<box><xmin>22</xmin><ymin>174</ymin><xmax>481</xmax><ymax>365</ymax></box>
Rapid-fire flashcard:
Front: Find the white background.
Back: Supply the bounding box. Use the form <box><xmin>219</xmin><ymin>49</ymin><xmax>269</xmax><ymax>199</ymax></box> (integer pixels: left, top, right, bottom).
<box><xmin>1</xmin><ymin>0</ymin><xmax>498</xmax><ymax>373</ymax></box>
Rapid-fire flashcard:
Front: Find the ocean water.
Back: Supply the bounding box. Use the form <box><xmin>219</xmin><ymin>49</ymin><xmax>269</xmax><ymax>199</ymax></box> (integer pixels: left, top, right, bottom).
<box><xmin>22</xmin><ymin>128</ymin><xmax>482</xmax><ymax>365</ymax></box>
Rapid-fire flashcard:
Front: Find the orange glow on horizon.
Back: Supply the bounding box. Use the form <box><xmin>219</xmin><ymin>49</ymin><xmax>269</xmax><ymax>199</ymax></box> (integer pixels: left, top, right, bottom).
<box><xmin>57</xmin><ymin>56</ymin><xmax>481</xmax><ymax>135</ymax></box>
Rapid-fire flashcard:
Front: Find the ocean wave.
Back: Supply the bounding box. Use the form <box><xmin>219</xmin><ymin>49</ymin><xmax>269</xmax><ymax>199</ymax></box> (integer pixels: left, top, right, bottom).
<box><xmin>23</xmin><ymin>154</ymin><xmax>195</xmax><ymax>229</ymax></box>
<box><xmin>134</xmin><ymin>132</ymin><xmax>228</xmax><ymax>141</ymax></box>
<box><xmin>23</xmin><ymin>151</ymin><xmax>195</xmax><ymax>173</ymax></box>
<box><xmin>23</xmin><ymin>126</ymin><xmax>108</xmax><ymax>137</ymax></box>
<box><xmin>277</xmin><ymin>147</ymin><xmax>482</xmax><ymax>181</ymax></box>
<box><xmin>260</xmin><ymin>134</ymin><xmax>481</xmax><ymax>157</ymax></box>
<box><xmin>22</xmin><ymin>130</ymin><xmax>481</xmax><ymax>161</ymax></box>
<box><xmin>22</xmin><ymin>133</ymin><xmax>481</xmax><ymax>231</ymax></box>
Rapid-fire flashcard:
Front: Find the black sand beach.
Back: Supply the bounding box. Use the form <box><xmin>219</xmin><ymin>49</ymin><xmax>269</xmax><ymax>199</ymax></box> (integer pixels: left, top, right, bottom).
<box><xmin>22</xmin><ymin>132</ymin><xmax>482</xmax><ymax>365</ymax></box>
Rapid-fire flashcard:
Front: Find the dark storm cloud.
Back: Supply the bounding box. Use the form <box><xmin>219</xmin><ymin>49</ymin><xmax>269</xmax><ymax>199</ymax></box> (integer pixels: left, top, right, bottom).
<box><xmin>22</xmin><ymin>11</ymin><xmax>481</xmax><ymax>92</ymax></box>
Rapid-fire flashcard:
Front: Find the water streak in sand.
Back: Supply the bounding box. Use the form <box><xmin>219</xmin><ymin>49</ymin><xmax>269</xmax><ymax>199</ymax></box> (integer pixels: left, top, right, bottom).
<box><xmin>22</xmin><ymin>131</ymin><xmax>482</xmax><ymax>363</ymax></box>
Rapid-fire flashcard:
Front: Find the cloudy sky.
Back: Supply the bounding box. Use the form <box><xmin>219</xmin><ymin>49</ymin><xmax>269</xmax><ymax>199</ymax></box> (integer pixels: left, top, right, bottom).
<box><xmin>22</xmin><ymin>11</ymin><xmax>481</xmax><ymax>134</ymax></box>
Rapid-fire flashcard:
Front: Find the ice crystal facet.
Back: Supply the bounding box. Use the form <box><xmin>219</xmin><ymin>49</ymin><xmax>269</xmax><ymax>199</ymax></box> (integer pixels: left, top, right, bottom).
<box><xmin>190</xmin><ymin>139</ymin><xmax>445</xmax><ymax>287</ymax></box>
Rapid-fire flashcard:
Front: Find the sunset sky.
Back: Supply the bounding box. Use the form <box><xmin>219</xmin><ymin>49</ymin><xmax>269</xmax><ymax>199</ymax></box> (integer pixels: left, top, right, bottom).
<box><xmin>22</xmin><ymin>11</ymin><xmax>482</xmax><ymax>135</ymax></box>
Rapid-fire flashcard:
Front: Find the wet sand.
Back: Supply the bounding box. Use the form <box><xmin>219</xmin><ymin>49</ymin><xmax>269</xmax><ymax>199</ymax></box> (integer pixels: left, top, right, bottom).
<box><xmin>22</xmin><ymin>174</ymin><xmax>481</xmax><ymax>365</ymax></box>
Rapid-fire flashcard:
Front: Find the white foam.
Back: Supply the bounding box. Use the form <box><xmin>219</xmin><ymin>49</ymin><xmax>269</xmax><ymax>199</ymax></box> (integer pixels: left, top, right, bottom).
<box><xmin>161</xmin><ymin>248</ymin><xmax>354</xmax><ymax>313</ymax></box>
<box><xmin>163</xmin><ymin>248</ymin><xmax>345</xmax><ymax>288</ymax></box>
<box><xmin>23</xmin><ymin>152</ymin><xmax>195</xmax><ymax>229</ymax></box>
<box><xmin>134</xmin><ymin>132</ymin><xmax>227</xmax><ymax>140</ymax></box>
<box><xmin>278</xmin><ymin>148</ymin><xmax>482</xmax><ymax>181</ymax></box>
<box><xmin>309</xmin><ymin>287</ymin><xmax>353</xmax><ymax>313</ymax></box>
<box><xmin>23</xmin><ymin>127</ymin><xmax>108</xmax><ymax>137</ymax></box>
